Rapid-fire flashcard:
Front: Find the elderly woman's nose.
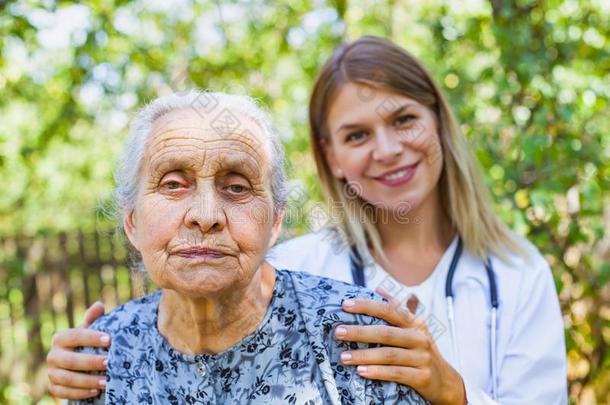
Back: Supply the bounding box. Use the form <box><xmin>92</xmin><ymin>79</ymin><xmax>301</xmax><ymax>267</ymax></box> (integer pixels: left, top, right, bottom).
<box><xmin>371</xmin><ymin>128</ymin><xmax>403</xmax><ymax>162</ymax></box>
<box><xmin>184</xmin><ymin>187</ymin><xmax>226</xmax><ymax>233</ymax></box>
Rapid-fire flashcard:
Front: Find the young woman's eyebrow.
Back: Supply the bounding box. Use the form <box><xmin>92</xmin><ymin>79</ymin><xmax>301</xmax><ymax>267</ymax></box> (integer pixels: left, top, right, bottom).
<box><xmin>386</xmin><ymin>102</ymin><xmax>418</xmax><ymax>120</ymax></box>
<box><xmin>335</xmin><ymin>123</ymin><xmax>364</xmax><ymax>135</ymax></box>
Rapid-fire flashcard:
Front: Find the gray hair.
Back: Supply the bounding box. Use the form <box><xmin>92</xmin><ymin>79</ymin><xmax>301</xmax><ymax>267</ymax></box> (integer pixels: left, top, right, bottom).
<box><xmin>114</xmin><ymin>90</ymin><xmax>287</xmax><ymax>222</ymax></box>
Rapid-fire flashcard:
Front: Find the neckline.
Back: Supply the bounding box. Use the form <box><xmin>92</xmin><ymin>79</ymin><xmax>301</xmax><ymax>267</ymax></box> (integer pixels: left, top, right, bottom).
<box><xmin>365</xmin><ymin>235</ymin><xmax>459</xmax><ymax>289</ymax></box>
<box><xmin>152</xmin><ymin>269</ymin><xmax>283</xmax><ymax>363</ymax></box>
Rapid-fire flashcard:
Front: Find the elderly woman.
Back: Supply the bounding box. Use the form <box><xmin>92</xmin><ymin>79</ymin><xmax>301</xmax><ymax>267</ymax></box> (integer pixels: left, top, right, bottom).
<box><xmin>69</xmin><ymin>91</ymin><xmax>426</xmax><ymax>404</ymax></box>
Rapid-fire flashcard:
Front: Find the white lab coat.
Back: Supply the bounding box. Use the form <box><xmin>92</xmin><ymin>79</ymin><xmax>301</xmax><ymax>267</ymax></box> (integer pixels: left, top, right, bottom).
<box><xmin>266</xmin><ymin>229</ymin><xmax>568</xmax><ymax>405</ymax></box>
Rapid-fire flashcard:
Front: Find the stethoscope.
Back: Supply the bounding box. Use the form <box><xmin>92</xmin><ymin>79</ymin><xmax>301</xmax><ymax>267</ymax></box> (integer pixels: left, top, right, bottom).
<box><xmin>349</xmin><ymin>237</ymin><xmax>500</xmax><ymax>401</ymax></box>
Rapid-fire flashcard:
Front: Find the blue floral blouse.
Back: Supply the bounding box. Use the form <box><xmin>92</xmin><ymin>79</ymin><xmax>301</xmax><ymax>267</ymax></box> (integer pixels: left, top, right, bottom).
<box><xmin>71</xmin><ymin>270</ymin><xmax>427</xmax><ymax>404</ymax></box>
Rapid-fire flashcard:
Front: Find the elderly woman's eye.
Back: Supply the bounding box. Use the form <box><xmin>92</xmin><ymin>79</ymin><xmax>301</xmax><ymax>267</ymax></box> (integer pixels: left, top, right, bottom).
<box><xmin>227</xmin><ymin>184</ymin><xmax>249</xmax><ymax>194</ymax></box>
<box><xmin>161</xmin><ymin>180</ymin><xmax>186</xmax><ymax>190</ymax></box>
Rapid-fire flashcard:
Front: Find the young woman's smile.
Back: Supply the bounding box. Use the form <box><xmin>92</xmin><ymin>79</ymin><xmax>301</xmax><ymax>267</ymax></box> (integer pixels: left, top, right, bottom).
<box><xmin>371</xmin><ymin>161</ymin><xmax>420</xmax><ymax>187</ymax></box>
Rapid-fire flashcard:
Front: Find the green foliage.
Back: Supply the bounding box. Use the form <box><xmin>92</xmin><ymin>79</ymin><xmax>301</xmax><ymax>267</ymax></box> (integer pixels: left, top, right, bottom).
<box><xmin>0</xmin><ymin>0</ymin><xmax>608</xmax><ymax>403</ymax></box>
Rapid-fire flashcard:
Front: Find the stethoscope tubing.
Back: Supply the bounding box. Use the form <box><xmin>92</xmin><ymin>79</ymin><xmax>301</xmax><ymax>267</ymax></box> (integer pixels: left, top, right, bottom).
<box><xmin>349</xmin><ymin>236</ymin><xmax>500</xmax><ymax>401</ymax></box>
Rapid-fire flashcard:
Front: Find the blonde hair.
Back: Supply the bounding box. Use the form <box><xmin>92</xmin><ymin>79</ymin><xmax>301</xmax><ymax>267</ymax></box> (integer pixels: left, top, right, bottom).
<box><xmin>308</xmin><ymin>36</ymin><xmax>521</xmax><ymax>263</ymax></box>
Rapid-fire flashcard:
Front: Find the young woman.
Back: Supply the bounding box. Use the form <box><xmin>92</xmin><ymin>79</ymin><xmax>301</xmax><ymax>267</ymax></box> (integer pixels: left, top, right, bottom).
<box><xmin>47</xmin><ymin>36</ymin><xmax>567</xmax><ymax>404</ymax></box>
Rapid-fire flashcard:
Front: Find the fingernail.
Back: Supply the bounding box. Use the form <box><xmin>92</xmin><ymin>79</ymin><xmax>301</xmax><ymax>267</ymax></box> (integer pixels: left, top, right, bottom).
<box><xmin>102</xmin><ymin>358</ymin><xmax>108</xmax><ymax>367</ymax></box>
<box><xmin>98</xmin><ymin>379</ymin><xmax>107</xmax><ymax>387</ymax></box>
<box><xmin>357</xmin><ymin>365</ymin><xmax>368</xmax><ymax>374</ymax></box>
<box><xmin>343</xmin><ymin>299</ymin><xmax>355</xmax><ymax>308</ymax></box>
<box><xmin>89</xmin><ymin>389</ymin><xmax>98</xmax><ymax>395</ymax></box>
<box><xmin>100</xmin><ymin>334</ymin><xmax>110</xmax><ymax>344</ymax></box>
<box><xmin>340</xmin><ymin>352</ymin><xmax>352</xmax><ymax>362</ymax></box>
<box><xmin>335</xmin><ymin>326</ymin><xmax>347</xmax><ymax>338</ymax></box>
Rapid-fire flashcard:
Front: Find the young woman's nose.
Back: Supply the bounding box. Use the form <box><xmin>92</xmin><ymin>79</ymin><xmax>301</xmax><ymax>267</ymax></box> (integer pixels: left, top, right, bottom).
<box><xmin>371</xmin><ymin>128</ymin><xmax>403</xmax><ymax>163</ymax></box>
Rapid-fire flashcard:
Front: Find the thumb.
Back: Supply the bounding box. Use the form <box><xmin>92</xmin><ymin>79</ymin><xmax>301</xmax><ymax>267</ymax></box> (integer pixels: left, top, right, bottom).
<box><xmin>81</xmin><ymin>301</ymin><xmax>106</xmax><ymax>327</ymax></box>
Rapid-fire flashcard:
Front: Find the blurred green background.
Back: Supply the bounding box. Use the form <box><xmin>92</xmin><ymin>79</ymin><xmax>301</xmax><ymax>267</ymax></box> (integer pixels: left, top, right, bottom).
<box><xmin>0</xmin><ymin>0</ymin><xmax>608</xmax><ymax>403</ymax></box>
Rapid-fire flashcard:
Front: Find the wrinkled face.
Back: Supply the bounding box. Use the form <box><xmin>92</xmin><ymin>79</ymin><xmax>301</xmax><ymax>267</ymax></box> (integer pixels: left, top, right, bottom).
<box><xmin>124</xmin><ymin>108</ymin><xmax>282</xmax><ymax>298</ymax></box>
<box><xmin>324</xmin><ymin>83</ymin><xmax>444</xmax><ymax>215</ymax></box>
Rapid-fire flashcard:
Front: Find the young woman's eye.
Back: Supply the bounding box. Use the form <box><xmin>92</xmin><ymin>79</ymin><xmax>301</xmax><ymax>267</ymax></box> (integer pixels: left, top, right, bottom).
<box><xmin>345</xmin><ymin>131</ymin><xmax>368</xmax><ymax>143</ymax></box>
<box><xmin>395</xmin><ymin>114</ymin><xmax>416</xmax><ymax>126</ymax></box>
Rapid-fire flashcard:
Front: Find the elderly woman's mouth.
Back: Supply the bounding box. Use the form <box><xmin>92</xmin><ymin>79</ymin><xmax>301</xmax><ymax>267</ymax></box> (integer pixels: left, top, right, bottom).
<box><xmin>174</xmin><ymin>247</ymin><xmax>229</xmax><ymax>259</ymax></box>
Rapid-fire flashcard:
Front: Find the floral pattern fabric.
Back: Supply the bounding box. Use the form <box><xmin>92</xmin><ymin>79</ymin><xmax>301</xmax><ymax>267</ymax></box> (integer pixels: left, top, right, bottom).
<box><xmin>70</xmin><ymin>270</ymin><xmax>427</xmax><ymax>405</ymax></box>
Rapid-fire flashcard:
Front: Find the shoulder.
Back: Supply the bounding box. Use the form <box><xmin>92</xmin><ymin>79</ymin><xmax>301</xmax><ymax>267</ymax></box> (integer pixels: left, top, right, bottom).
<box><xmin>77</xmin><ymin>291</ymin><xmax>161</xmax><ymax>365</ymax></box>
<box><xmin>279</xmin><ymin>271</ymin><xmax>427</xmax><ymax>404</ymax></box>
<box><xmin>458</xmin><ymin>234</ymin><xmax>559</xmax><ymax>321</ymax></box>
<box><xmin>88</xmin><ymin>290</ymin><xmax>161</xmax><ymax>335</ymax></box>
<box><xmin>505</xmin><ymin>235</ymin><xmax>559</xmax><ymax>304</ymax></box>
<box><xmin>495</xmin><ymin>234</ymin><xmax>554</xmax><ymax>290</ymax></box>
<box><xmin>267</xmin><ymin>228</ymin><xmax>352</xmax><ymax>281</ymax></box>
<box><xmin>504</xmin><ymin>232</ymin><xmax>550</xmax><ymax>271</ymax></box>
<box><xmin>275</xmin><ymin>230</ymin><xmax>332</xmax><ymax>252</ymax></box>
<box><xmin>460</xmin><ymin>233</ymin><xmax>553</xmax><ymax>290</ymax></box>
<box><xmin>270</xmin><ymin>228</ymin><xmax>350</xmax><ymax>263</ymax></box>
<box><xmin>284</xmin><ymin>269</ymin><xmax>377</xmax><ymax>301</ymax></box>
<box><xmin>281</xmin><ymin>270</ymin><xmax>387</xmax><ymax>329</ymax></box>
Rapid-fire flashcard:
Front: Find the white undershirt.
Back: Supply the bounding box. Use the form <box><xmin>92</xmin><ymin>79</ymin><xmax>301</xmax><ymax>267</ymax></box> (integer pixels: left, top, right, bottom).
<box><xmin>363</xmin><ymin>236</ymin><xmax>459</xmax><ymax>322</ymax></box>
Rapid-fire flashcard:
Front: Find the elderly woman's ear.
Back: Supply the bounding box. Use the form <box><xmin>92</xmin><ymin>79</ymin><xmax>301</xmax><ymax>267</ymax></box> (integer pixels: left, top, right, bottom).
<box><xmin>123</xmin><ymin>211</ymin><xmax>139</xmax><ymax>251</ymax></box>
<box><xmin>268</xmin><ymin>208</ymin><xmax>285</xmax><ymax>249</ymax></box>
